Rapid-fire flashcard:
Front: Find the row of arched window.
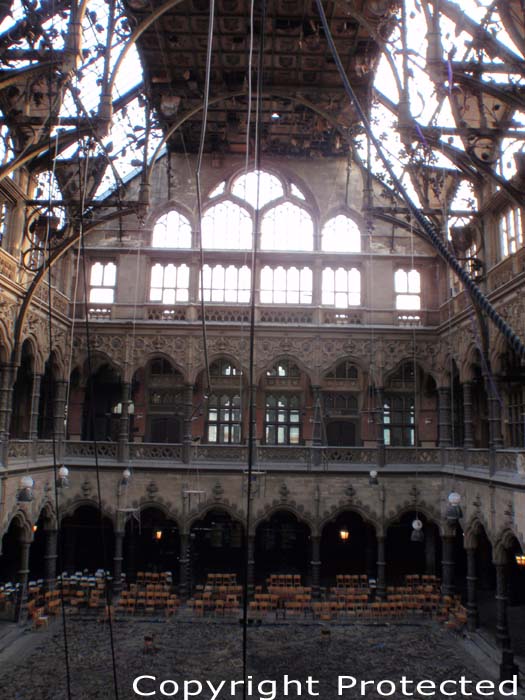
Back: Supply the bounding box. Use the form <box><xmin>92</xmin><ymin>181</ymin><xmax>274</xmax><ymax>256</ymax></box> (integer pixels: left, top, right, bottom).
<box><xmin>150</xmin><ymin>170</ymin><xmax>362</xmax><ymax>252</ymax></box>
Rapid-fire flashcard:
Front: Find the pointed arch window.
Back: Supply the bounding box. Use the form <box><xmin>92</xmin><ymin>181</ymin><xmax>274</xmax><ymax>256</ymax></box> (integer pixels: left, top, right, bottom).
<box><xmin>152</xmin><ymin>210</ymin><xmax>192</xmax><ymax>248</ymax></box>
<box><xmin>260</xmin><ymin>202</ymin><xmax>313</xmax><ymax>251</ymax></box>
<box><xmin>202</xmin><ymin>201</ymin><xmax>252</xmax><ymax>249</ymax></box>
<box><xmin>321</xmin><ymin>215</ymin><xmax>361</xmax><ymax>252</ymax></box>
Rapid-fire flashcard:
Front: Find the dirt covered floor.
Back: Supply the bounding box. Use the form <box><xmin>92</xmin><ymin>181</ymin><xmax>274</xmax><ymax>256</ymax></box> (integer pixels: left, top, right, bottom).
<box><xmin>0</xmin><ymin>618</ymin><xmax>516</xmax><ymax>700</ymax></box>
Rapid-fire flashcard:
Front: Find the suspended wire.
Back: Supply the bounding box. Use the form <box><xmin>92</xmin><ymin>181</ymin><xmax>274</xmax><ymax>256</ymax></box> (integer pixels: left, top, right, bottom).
<box><xmin>77</xmin><ymin>151</ymin><xmax>120</xmax><ymax>700</ymax></box>
<box><xmin>314</xmin><ymin>0</ymin><xmax>525</xmax><ymax>361</ymax></box>
<box><xmin>194</xmin><ymin>0</ymin><xmax>216</xmax><ymax>400</ymax></box>
<box><xmin>43</xmin><ymin>92</ymin><xmax>73</xmax><ymax>700</ymax></box>
<box><xmin>242</xmin><ymin>2</ymin><xmax>266</xmax><ymax>697</ymax></box>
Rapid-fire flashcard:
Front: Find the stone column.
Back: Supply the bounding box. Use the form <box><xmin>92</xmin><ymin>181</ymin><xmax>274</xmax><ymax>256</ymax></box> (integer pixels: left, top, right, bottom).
<box><xmin>126</xmin><ymin>531</ymin><xmax>136</xmax><ymax>580</ymax></box>
<box><xmin>44</xmin><ymin>527</ymin><xmax>58</xmax><ymax>591</ymax></box>
<box><xmin>64</xmin><ymin>527</ymin><xmax>76</xmax><ymax>573</ymax></box>
<box><xmin>425</xmin><ymin>527</ymin><xmax>436</xmax><ymax>574</ymax></box>
<box><xmin>16</xmin><ymin>537</ymin><xmax>32</xmax><ymax>619</ymax></box>
<box><xmin>311</xmin><ymin>386</ymin><xmax>322</xmax><ymax>467</ymax></box>
<box><xmin>438</xmin><ymin>386</ymin><xmax>452</xmax><ymax>448</ymax></box>
<box><xmin>248</xmin><ymin>384</ymin><xmax>257</xmax><ymax>465</ymax></box>
<box><xmin>465</xmin><ymin>547</ymin><xmax>478</xmax><ymax>631</ymax></box>
<box><xmin>53</xmin><ymin>380</ymin><xmax>68</xmax><ymax>442</ymax></box>
<box><xmin>441</xmin><ymin>535</ymin><xmax>455</xmax><ymax>596</ymax></box>
<box><xmin>247</xmin><ymin>535</ymin><xmax>255</xmax><ymax>596</ymax></box>
<box><xmin>495</xmin><ymin>563</ymin><xmax>511</xmax><ymax>648</ymax></box>
<box><xmin>112</xmin><ymin>530</ymin><xmax>124</xmax><ymax>595</ymax></box>
<box><xmin>309</xmin><ymin>535</ymin><xmax>321</xmax><ymax>599</ymax></box>
<box><xmin>487</xmin><ymin>377</ymin><xmax>503</xmax><ymax>450</ymax></box>
<box><xmin>117</xmin><ymin>383</ymin><xmax>131</xmax><ymax>462</ymax></box>
<box><xmin>179</xmin><ymin>533</ymin><xmax>190</xmax><ymax>599</ymax></box>
<box><xmin>376</xmin><ymin>536</ymin><xmax>386</xmax><ymax>600</ymax></box>
<box><xmin>462</xmin><ymin>382</ymin><xmax>474</xmax><ymax>448</ymax></box>
<box><xmin>375</xmin><ymin>386</ymin><xmax>385</xmax><ymax>468</ymax></box>
<box><xmin>28</xmin><ymin>374</ymin><xmax>42</xmax><ymax>442</ymax></box>
<box><xmin>0</xmin><ymin>364</ymin><xmax>15</xmax><ymax>463</ymax></box>
<box><xmin>182</xmin><ymin>382</ymin><xmax>194</xmax><ymax>464</ymax></box>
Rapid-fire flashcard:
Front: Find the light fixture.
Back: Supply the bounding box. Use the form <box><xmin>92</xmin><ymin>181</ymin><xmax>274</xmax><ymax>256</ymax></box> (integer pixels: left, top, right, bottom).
<box><xmin>57</xmin><ymin>465</ymin><xmax>69</xmax><ymax>488</ymax></box>
<box><xmin>32</xmin><ymin>524</ymin><xmax>38</xmax><ymax>533</ymax></box>
<box><xmin>369</xmin><ymin>470</ymin><xmax>379</xmax><ymax>485</ymax></box>
<box><xmin>271</xmin><ymin>112</ymin><xmax>280</xmax><ymax>120</ymax></box>
<box><xmin>154</xmin><ymin>530</ymin><xmax>163</xmax><ymax>541</ymax></box>
<box><xmin>121</xmin><ymin>468</ymin><xmax>131</xmax><ymax>486</ymax></box>
<box><xmin>446</xmin><ymin>491</ymin><xmax>463</xmax><ymax>522</ymax></box>
<box><xmin>411</xmin><ymin>518</ymin><xmax>424</xmax><ymax>543</ymax></box>
<box><xmin>339</xmin><ymin>528</ymin><xmax>350</xmax><ymax>542</ymax></box>
<box><xmin>515</xmin><ymin>554</ymin><xmax>525</xmax><ymax>567</ymax></box>
<box><xmin>17</xmin><ymin>475</ymin><xmax>34</xmax><ymax>502</ymax></box>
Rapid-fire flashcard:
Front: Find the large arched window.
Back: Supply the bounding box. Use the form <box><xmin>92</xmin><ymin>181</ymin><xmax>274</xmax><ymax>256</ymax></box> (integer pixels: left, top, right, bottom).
<box><xmin>152</xmin><ymin>210</ymin><xmax>192</xmax><ymax>248</ymax></box>
<box><xmin>321</xmin><ymin>214</ymin><xmax>361</xmax><ymax>252</ymax></box>
<box><xmin>260</xmin><ymin>202</ymin><xmax>313</xmax><ymax>251</ymax></box>
<box><xmin>202</xmin><ymin>201</ymin><xmax>252</xmax><ymax>249</ymax></box>
<box><xmin>232</xmin><ymin>170</ymin><xmax>284</xmax><ymax>209</ymax></box>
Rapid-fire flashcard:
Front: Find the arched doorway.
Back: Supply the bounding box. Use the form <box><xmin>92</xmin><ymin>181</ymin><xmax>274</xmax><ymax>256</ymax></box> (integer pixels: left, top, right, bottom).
<box><xmin>386</xmin><ymin>511</ymin><xmax>441</xmax><ymax>583</ymax></box>
<box><xmin>124</xmin><ymin>507</ymin><xmax>179</xmax><ymax>580</ymax></box>
<box><xmin>60</xmin><ymin>505</ymin><xmax>114</xmax><ymax>573</ymax></box>
<box><xmin>82</xmin><ymin>363</ymin><xmax>122</xmax><ymax>441</ymax></box>
<box><xmin>190</xmin><ymin>509</ymin><xmax>244</xmax><ymax>585</ymax></box>
<box><xmin>254</xmin><ymin>510</ymin><xmax>310</xmax><ymax>583</ymax></box>
<box><xmin>10</xmin><ymin>340</ymin><xmax>34</xmax><ymax>438</ymax></box>
<box><xmin>37</xmin><ymin>354</ymin><xmax>59</xmax><ymax>438</ymax></box>
<box><xmin>320</xmin><ymin>511</ymin><xmax>376</xmax><ymax>584</ymax></box>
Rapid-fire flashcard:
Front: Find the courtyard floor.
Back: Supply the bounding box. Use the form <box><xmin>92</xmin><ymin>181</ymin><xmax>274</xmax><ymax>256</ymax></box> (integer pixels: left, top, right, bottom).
<box><xmin>0</xmin><ymin>616</ymin><xmax>522</xmax><ymax>700</ymax></box>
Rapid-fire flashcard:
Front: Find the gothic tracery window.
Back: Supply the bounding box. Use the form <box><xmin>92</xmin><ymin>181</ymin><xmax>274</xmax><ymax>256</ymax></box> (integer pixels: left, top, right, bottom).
<box><xmin>152</xmin><ymin>210</ymin><xmax>192</xmax><ymax>248</ymax></box>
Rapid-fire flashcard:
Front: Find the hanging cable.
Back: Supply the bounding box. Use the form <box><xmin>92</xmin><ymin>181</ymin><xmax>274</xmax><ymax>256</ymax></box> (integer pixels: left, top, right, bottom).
<box><xmin>77</xmin><ymin>150</ymin><xmax>120</xmax><ymax>700</ymax></box>
<box><xmin>242</xmin><ymin>1</ymin><xmax>266</xmax><ymax>697</ymax></box>
<box><xmin>43</xmin><ymin>102</ymin><xmax>73</xmax><ymax>700</ymax></box>
<box><xmin>314</xmin><ymin>0</ymin><xmax>525</xmax><ymax>360</ymax></box>
<box><xmin>194</xmin><ymin>0</ymin><xmax>216</xmax><ymax>400</ymax></box>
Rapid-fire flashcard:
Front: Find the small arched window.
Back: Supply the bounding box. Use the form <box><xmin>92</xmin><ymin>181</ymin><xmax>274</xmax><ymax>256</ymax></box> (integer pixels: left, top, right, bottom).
<box><xmin>152</xmin><ymin>210</ymin><xmax>192</xmax><ymax>248</ymax></box>
<box><xmin>321</xmin><ymin>215</ymin><xmax>361</xmax><ymax>252</ymax></box>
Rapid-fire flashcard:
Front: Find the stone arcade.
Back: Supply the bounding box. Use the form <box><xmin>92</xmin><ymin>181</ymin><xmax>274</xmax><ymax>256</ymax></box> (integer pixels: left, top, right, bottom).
<box><xmin>0</xmin><ymin>0</ymin><xmax>525</xmax><ymax>692</ymax></box>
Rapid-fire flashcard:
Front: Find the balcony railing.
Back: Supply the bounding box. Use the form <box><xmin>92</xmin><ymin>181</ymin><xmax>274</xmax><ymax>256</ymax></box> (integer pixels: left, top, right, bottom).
<box><xmin>2</xmin><ymin>440</ymin><xmax>524</xmax><ymax>485</ymax></box>
<box><xmin>76</xmin><ymin>303</ymin><xmax>440</xmax><ymax>328</ymax></box>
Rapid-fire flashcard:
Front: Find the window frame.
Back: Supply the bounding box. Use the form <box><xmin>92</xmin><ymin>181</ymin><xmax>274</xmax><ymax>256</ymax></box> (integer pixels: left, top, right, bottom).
<box><xmin>149</xmin><ymin>262</ymin><xmax>190</xmax><ymax>304</ymax></box>
<box><xmin>89</xmin><ymin>260</ymin><xmax>117</xmax><ymax>304</ymax></box>
<box><xmin>394</xmin><ymin>268</ymin><xmax>421</xmax><ymax>311</ymax></box>
<box><xmin>260</xmin><ymin>265</ymin><xmax>313</xmax><ymax>305</ymax></box>
<box><xmin>206</xmin><ymin>393</ymin><xmax>242</xmax><ymax>444</ymax></box>
<box><xmin>321</xmin><ymin>266</ymin><xmax>361</xmax><ymax>307</ymax></box>
<box><xmin>264</xmin><ymin>393</ymin><xmax>302</xmax><ymax>445</ymax></box>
